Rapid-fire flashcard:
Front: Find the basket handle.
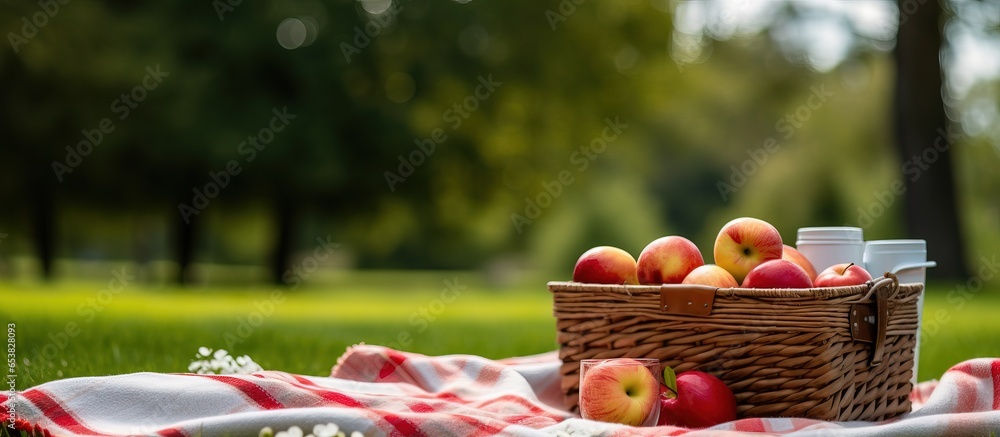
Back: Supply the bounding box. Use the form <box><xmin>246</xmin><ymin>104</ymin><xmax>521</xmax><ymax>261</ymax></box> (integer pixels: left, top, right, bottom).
<box><xmin>856</xmin><ymin>273</ymin><xmax>901</xmax><ymax>303</ymax></box>
<box><xmin>849</xmin><ymin>273</ymin><xmax>899</xmax><ymax>366</ymax></box>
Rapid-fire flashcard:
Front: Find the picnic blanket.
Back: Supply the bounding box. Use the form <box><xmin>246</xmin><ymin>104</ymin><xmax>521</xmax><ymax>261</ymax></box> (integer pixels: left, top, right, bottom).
<box><xmin>2</xmin><ymin>344</ymin><xmax>1000</xmax><ymax>436</ymax></box>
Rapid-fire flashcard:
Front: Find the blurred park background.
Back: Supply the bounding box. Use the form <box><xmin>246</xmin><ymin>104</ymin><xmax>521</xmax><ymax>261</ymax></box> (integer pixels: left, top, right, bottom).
<box><xmin>2</xmin><ymin>0</ymin><xmax>1000</xmax><ymax>386</ymax></box>
<box><xmin>1</xmin><ymin>0</ymin><xmax>998</xmax><ymax>283</ymax></box>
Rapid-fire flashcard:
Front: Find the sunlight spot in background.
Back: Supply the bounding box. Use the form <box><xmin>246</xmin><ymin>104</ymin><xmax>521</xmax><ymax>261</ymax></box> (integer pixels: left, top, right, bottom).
<box><xmin>671</xmin><ymin>0</ymin><xmax>775</xmax><ymax>68</ymax></box>
<box><xmin>822</xmin><ymin>0</ymin><xmax>897</xmax><ymax>42</ymax></box>
<box><xmin>671</xmin><ymin>0</ymin><xmax>892</xmax><ymax>72</ymax></box>
<box><xmin>360</xmin><ymin>0</ymin><xmax>392</xmax><ymax>15</ymax></box>
<box><xmin>276</xmin><ymin>18</ymin><xmax>308</xmax><ymax>50</ymax></box>
<box><xmin>944</xmin><ymin>15</ymin><xmax>1000</xmax><ymax>98</ymax></box>
<box><xmin>772</xmin><ymin>16</ymin><xmax>852</xmax><ymax>72</ymax></box>
<box><xmin>671</xmin><ymin>0</ymin><xmax>1000</xmax><ymax>92</ymax></box>
<box><xmin>385</xmin><ymin>72</ymin><xmax>416</xmax><ymax>103</ymax></box>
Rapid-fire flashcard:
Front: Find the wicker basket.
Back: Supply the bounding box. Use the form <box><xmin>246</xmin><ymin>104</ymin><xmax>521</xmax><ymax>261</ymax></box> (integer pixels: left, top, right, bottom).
<box><xmin>548</xmin><ymin>273</ymin><xmax>920</xmax><ymax>422</ymax></box>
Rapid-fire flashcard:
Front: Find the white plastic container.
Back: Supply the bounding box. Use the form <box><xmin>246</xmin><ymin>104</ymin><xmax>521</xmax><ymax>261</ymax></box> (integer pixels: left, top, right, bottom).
<box><xmin>795</xmin><ymin>227</ymin><xmax>865</xmax><ymax>274</ymax></box>
<box><xmin>863</xmin><ymin>240</ymin><xmax>935</xmax><ymax>284</ymax></box>
<box><xmin>864</xmin><ymin>239</ymin><xmax>936</xmax><ymax>387</ymax></box>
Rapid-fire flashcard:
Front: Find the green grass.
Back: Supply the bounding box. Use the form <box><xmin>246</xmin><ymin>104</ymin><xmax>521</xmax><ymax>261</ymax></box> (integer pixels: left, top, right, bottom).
<box><xmin>1</xmin><ymin>271</ymin><xmax>557</xmax><ymax>389</ymax></box>
<box><xmin>2</xmin><ymin>272</ymin><xmax>999</xmax><ymax>389</ymax></box>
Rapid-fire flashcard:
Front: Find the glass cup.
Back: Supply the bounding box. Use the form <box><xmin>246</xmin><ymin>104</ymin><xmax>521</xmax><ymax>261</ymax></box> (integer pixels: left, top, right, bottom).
<box><xmin>579</xmin><ymin>358</ymin><xmax>661</xmax><ymax>427</ymax></box>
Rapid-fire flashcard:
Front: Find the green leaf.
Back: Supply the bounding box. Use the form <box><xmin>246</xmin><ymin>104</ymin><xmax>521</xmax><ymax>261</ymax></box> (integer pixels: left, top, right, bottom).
<box><xmin>662</xmin><ymin>365</ymin><xmax>678</xmax><ymax>398</ymax></box>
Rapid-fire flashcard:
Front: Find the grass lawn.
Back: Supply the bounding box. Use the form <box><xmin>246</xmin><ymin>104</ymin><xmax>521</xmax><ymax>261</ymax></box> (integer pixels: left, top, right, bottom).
<box><xmin>2</xmin><ymin>271</ymin><xmax>999</xmax><ymax>389</ymax></box>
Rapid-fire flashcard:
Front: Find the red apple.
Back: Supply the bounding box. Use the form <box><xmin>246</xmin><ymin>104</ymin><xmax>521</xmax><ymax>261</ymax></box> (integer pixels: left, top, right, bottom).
<box><xmin>741</xmin><ymin>259</ymin><xmax>813</xmax><ymax>289</ymax></box>
<box><xmin>713</xmin><ymin>218</ymin><xmax>783</xmax><ymax>284</ymax></box>
<box><xmin>681</xmin><ymin>264</ymin><xmax>738</xmax><ymax>288</ymax></box>
<box><xmin>637</xmin><ymin>236</ymin><xmax>705</xmax><ymax>285</ymax></box>
<box><xmin>658</xmin><ymin>368</ymin><xmax>737</xmax><ymax>428</ymax></box>
<box><xmin>573</xmin><ymin>246</ymin><xmax>638</xmax><ymax>285</ymax></box>
<box><xmin>580</xmin><ymin>359</ymin><xmax>661</xmax><ymax>426</ymax></box>
<box><xmin>782</xmin><ymin>244</ymin><xmax>818</xmax><ymax>281</ymax></box>
<box><xmin>814</xmin><ymin>262</ymin><xmax>873</xmax><ymax>287</ymax></box>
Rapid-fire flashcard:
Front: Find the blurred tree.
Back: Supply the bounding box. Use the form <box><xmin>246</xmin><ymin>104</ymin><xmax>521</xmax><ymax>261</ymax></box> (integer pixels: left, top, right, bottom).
<box><xmin>893</xmin><ymin>0</ymin><xmax>967</xmax><ymax>278</ymax></box>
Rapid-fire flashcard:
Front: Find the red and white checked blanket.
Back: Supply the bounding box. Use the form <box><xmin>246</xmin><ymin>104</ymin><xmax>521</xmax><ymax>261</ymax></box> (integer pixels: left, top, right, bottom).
<box><xmin>2</xmin><ymin>345</ymin><xmax>999</xmax><ymax>436</ymax></box>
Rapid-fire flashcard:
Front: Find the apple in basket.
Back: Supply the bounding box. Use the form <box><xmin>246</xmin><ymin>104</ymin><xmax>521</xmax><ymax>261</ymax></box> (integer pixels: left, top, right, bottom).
<box><xmin>573</xmin><ymin>246</ymin><xmax>639</xmax><ymax>285</ymax></box>
<box><xmin>742</xmin><ymin>259</ymin><xmax>813</xmax><ymax>288</ymax></box>
<box><xmin>814</xmin><ymin>262</ymin><xmax>873</xmax><ymax>287</ymax></box>
<box><xmin>637</xmin><ymin>236</ymin><xmax>705</xmax><ymax>284</ymax></box>
<box><xmin>682</xmin><ymin>264</ymin><xmax>738</xmax><ymax>288</ymax></box>
<box><xmin>781</xmin><ymin>244</ymin><xmax>818</xmax><ymax>281</ymax></box>
<box><xmin>580</xmin><ymin>359</ymin><xmax>661</xmax><ymax>426</ymax></box>
<box><xmin>713</xmin><ymin>217</ymin><xmax>783</xmax><ymax>284</ymax></box>
<box><xmin>658</xmin><ymin>367</ymin><xmax>737</xmax><ymax>428</ymax></box>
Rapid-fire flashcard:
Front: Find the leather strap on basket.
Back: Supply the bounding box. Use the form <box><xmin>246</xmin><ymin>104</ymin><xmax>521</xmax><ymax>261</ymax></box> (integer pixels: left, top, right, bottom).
<box><xmin>659</xmin><ymin>284</ymin><xmax>717</xmax><ymax>316</ymax></box>
<box><xmin>850</xmin><ymin>273</ymin><xmax>900</xmax><ymax>367</ymax></box>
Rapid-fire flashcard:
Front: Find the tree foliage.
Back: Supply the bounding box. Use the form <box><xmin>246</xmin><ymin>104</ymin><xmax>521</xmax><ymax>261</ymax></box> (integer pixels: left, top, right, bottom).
<box><xmin>0</xmin><ymin>0</ymin><xmax>996</xmax><ymax>279</ymax></box>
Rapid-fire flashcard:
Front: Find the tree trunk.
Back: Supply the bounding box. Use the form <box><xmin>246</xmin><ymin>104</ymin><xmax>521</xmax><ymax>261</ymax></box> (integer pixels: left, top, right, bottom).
<box><xmin>175</xmin><ymin>208</ymin><xmax>197</xmax><ymax>285</ymax></box>
<box><xmin>893</xmin><ymin>0</ymin><xmax>967</xmax><ymax>279</ymax></box>
<box><xmin>271</xmin><ymin>196</ymin><xmax>295</xmax><ymax>285</ymax></box>
<box><xmin>32</xmin><ymin>191</ymin><xmax>54</xmax><ymax>279</ymax></box>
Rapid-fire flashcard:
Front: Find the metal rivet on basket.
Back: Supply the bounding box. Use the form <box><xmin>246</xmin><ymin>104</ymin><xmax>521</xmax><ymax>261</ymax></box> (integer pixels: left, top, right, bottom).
<box><xmin>853</xmin><ymin>310</ymin><xmax>857</xmax><ymax>316</ymax></box>
<box><xmin>703</xmin><ymin>303</ymin><xmax>708</xmax><ymax>308</ymax></box>
<box><xmin>663</xmin><ymin>305</ymin><xmax>669</xmax><ymax>310</ymax></box>
<box><xmin>687</xmin><ymin>301</ymin><xmax>692</xmax><ymax>305</ymax></box>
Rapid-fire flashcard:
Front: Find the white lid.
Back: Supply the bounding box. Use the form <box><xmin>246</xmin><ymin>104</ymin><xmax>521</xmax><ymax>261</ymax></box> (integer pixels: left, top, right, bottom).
<box><xmin>797</xmin><ymin>227</ymin><xmax>864</xmax><ymax>242</ymax></box>
<box><xmin>864</xmin><ymin>239</ymin><xmax>926</xmax><ymax>254</ymax></box>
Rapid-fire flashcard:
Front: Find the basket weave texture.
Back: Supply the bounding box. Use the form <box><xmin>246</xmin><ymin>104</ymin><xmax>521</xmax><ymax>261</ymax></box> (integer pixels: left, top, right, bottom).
<box><xmin>548</xmin><ymin>274</ymin><xmax>920</xmax><ymax>422</ymax></box>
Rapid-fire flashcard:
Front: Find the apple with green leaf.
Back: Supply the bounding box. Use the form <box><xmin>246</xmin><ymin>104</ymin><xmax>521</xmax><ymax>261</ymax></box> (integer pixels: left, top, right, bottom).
<box><xmin>658</xmin><ymin>366</ymin><xmax>737</xmax><ymax>428</ymax></box>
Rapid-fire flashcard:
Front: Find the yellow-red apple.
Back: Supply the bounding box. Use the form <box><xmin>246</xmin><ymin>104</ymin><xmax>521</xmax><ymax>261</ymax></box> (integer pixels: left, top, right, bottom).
<box><xmin>814</xmin><ymin>262</ymin><xmax>873</xmax><ymax>287</ymax></box>
<box><xmin>573</xmin><ymin>246</ymin><xmax>639</xmax><ymax>285</ymax></box>
<box><xmin>681</xmin><ymin>264</ymin><xmax>738</xmax><ymax>288</ymax></box>
<box><xmin>580</xmin><ymin>359</ymin><xmax>661</xmax><ymax>426</ymax></box>
<box><xmin>782</xmin><ymin>244</ymin><xmax>818</xmax><ymax>281</ymax></box>
<box><xmin>637</xmin><ymin>236</ymin><xmax>705</xmax><ymax>285</ymax></box>
<box><xmin>714</xmin><ymin>217</ymin><xmax>783</xmax><ymax>283</ymax></box>
<box><xmin>741</xmin><ymin>259</ymin><xmax>813</xmax><ymax>289</ymax></box>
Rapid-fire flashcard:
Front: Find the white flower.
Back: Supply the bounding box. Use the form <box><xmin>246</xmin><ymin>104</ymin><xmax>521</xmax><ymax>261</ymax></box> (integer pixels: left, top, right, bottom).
<box><xmin>276</xmin><ymin>426</ymin><xmax>304</xmax><ymax>437</ymax></box>
<box><xmin>313</xmin><ymin>423</ymin><xmax>340</xmax><ymax>437</ymax></box>
<box><xmin>265</xmin><ymin>423</ymin><xmax>350</xmax><ymax>437</ymax></box>
<box><xmin>188</xmin><ymin>347</ymin><xmax>263</xmax><ymax>375</ymax></box>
